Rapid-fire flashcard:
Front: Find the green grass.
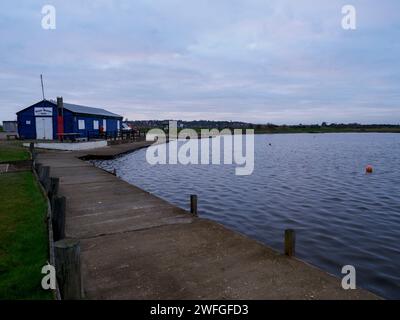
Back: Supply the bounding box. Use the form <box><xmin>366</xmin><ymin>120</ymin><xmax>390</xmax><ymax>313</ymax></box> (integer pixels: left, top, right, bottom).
<box><xmin>0</xmin><ymin>141</ymin><xmax>30</xmax><ymax>163</ymax></box>
<box><xmin>0</xmin><ymin>171</ymin><xmax>52</xmax><ymax>300</ymax></box>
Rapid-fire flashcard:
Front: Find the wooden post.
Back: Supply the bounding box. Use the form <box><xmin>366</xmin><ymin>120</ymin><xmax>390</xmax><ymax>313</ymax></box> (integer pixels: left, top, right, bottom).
<box><xmin>29</xmin><ymin>142</ymin><xmax>34</xmax><ymax>157</ymax></box>
<box><xmin>113</xmin><ymin>168</ymin><xmax>117</xmax><ymax>176</ymax></box>
<box><xmin>284</xmin><ymin>229</ymin><xmax>296</xmax><ymax>257</ymax></box>
<box><xmin>52</xmin><ymin>196</ymin><xmax>66</xmax><ymax>241</ymax></box>
<box><xmin>190</xmin><ymin>194</ymin><xmax>198</xmax><ymax>216</ymax></box>
<box><xmin>48</xmin><ymin>177</ymin><xmax>60</xmax><ymax>205</ymax></box>
<box><xmin>30</xmin><ymin>142</ymin><xmax>36</xmax><ymax>169</ymax></box>
<box><xmin>54</xmin><ymin>239</ymin><xmax>82</xmax><ymax>300</ymax></box>
<box><xmin>50</xmin><ymin>177</ymin><xmax>59</xmax><ymax>196</ymax></box>
<box><xmin>35</xmin><ymin>163</ymin><xmax>42</xmax><ymax>174</ymax></box>
<box><xmin>39</xmin><ymin>166</ymin><xmax>49</xmax><ymax>183</ymax></box>
<box><xmin>40</xmin><ymin>166</ymin><xmax>50</xmax><ymax>191</ymax></box>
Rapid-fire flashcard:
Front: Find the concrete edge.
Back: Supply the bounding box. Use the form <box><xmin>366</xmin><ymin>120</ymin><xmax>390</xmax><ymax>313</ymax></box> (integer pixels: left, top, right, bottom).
<box><xmin>78</xmin><ymin>142</ymin><xmax>153</xmax><ymax>161</ymax></box>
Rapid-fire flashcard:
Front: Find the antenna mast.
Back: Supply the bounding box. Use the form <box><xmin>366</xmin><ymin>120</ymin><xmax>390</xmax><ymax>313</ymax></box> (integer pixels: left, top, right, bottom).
<box><xmin>40</xmin><ymin>74</ymin><xmax>45</xmax><ymax>100</ymax></box>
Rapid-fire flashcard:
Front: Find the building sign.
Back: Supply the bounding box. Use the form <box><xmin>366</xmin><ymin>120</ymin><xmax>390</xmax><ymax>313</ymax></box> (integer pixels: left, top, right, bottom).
<box><xmin>34</xmin><ymin>107</ymin><xmax>53</xmax><ymax>116</ymax></box>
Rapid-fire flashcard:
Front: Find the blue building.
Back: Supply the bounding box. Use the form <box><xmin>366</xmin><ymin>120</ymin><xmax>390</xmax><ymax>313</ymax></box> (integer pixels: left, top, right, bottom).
<box><xmin>17</xmin><ymin>98</ymin><xmax>123</xmax><ymax>140</ymax></box>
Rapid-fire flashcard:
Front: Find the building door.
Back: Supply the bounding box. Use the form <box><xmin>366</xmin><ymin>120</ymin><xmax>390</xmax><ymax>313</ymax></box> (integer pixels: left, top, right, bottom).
<box><xmin>103</xmin><ymin>119</ymin><xmax>107</xmax><ymax>132</ymax></box>
<box><xmin>35</xmin><ymin>117</ymin><xmax>53</xmax><ymax>140</ymax></box>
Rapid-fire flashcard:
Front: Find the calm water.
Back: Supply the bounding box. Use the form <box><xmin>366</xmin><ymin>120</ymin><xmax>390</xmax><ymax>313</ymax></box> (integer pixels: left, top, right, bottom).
<box><xmin>96</xmin><ymin>133</ymin><xmax>400</xmax><ymax>299</ymax></box>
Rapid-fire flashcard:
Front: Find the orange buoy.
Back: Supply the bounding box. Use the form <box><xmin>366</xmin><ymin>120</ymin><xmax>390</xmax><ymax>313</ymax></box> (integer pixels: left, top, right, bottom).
<box><xmin>365</xmin><ymin>165</ymin><xmax>373</xmax><ymax>174</ymax></box>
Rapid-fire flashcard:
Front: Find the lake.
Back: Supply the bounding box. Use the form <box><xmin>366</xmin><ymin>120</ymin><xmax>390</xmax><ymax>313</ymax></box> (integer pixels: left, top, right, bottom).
<box><xmin>95</xmin><ymin>133</ymin><xmax>400</xmax><ymax>299</ymax></box>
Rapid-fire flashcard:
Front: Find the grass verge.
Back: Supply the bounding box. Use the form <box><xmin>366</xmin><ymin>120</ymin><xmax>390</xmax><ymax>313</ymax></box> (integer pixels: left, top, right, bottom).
<box><xmin>0</xmin><ymin>141</ymin><xmax>29</xmax><ymax>163</ymax></box>
<box><xmin>0</xmin><ymin>171</ymin><xmax>52</xmax><ymax>299</ymax></box>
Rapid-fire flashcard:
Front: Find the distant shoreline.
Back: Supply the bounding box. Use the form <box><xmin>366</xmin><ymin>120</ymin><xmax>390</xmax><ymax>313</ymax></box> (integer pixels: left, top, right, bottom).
<box><xmin>252</xmin><ymin>128</ymin><xmax>400</xmax><ymax>134</ymax></box>
<box><xmin>124</xmin><ymin>121</ymin><xmax>400</xmax><ymax>135</ymax></box>
<box><xmin>166</xmin><ymin>128</ymin><xmax>400</xmax><ymax>137</ymax></box>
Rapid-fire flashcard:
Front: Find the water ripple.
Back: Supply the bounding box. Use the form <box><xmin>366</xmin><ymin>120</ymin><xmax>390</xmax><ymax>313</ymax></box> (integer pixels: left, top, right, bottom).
<box><xmin>95</xmin><ymin>133</ymin><xmax>400</xmax><ymax>299</ymax></box>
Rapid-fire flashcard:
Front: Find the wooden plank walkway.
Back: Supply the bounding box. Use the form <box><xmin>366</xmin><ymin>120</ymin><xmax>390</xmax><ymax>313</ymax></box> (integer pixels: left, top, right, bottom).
<box><xmin>36</xmin><ymin>142</ymin><xmax>379</xmax><ymax>299</ymax></box>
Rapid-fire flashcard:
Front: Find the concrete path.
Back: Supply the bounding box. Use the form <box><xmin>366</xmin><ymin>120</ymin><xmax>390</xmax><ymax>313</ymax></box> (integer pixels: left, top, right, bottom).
<box><xmin>36</xmin><ymin>142</ymin><xmax>378</xmax><ymax>299</ymax></box>
<box><xmin>76</xmin><ymin>140</ymin><xmax>151</xmax><ymax>159</ymax></box>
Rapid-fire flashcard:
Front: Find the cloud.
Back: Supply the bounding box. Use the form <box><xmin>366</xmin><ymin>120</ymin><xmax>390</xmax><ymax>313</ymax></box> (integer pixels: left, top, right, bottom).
<box><xmin>0</xmin><ymin>0</ymin><xmax>399</xmax><ymax>124</ymax></box>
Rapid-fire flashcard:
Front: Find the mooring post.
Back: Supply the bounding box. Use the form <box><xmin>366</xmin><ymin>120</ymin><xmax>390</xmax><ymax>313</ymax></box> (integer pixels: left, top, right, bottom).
<box><xmin>113</xmin><ymin>168</ymin><xmax>117</xmax><ymax>176</ymax></box>
<box><xmin>35</xmin><ymin>163</ymin><xmax>42</xmax><ymax>175</ymax></box>
<box><xmin>29</xmin><ymin>142</ymin><xmax>36</xmax><ymax>169</ymax></box>
<box><xmin>29</xmin><ymin>142</ymin><xmax>35</xmax><ymax>160</ymax></box>
<box><xmin>48</xmin><ymin>177</ymin><xmax>60</xmax><ymax>209</ymax></box>
<box><xmin>54</xmin><ymin>239</ymin><xmax>82</xmax><ymax>300</ymax></box>
<box><xmin>39</xmin><ymin>166</ymin><xmax>49</xmax><ymax>183</ymax></box>
<box><xmin>52</xmin><ymin>196</ymin><xmax>66</xmax><ymax>241</ymax></box>
<box><xmin>48</xmin><ymin>177</ymin><xmax>60</xmax><ymax>200</ymax></box>
<box><xmin>284</xmin><ymin>229</ymin><xmax>296</xmax><ymax>257</ymax></box>
<box><xmin>40</xmin><ymin>166</ymin><xmax>51</xmax><ymax>191</ymax></box>
<box><xmin>190</xmin><ymin>194</ymin><xmax>198</xmax><ymax>216</ymax></box>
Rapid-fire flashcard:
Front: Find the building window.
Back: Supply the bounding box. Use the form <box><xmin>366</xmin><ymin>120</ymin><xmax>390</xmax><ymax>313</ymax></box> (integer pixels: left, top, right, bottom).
<box><xmin>78</xmin><ymin>119</ymin><xmax>85</xmax><ymax>130</ymax></box>
<box><xmin>26</xmin><ymin>120</ymin><xmax>31</xmax><ymax>125</ymax></box>
<box><xmin>93</xmin><ymin>120</ymin><xmax>99</xmax><ymax>130</ymax></box>
<box><xmin>117</xmin><ymin>120</ymin><xmax>120</xmax><ymax>130</ymax></box>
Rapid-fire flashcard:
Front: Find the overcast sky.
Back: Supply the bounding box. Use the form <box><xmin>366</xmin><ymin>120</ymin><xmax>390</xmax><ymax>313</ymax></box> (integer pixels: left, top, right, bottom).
<box><xmin>1</xmin><ymin>0</ymin><xmax>399</xmax><ymax>124</ymax></box>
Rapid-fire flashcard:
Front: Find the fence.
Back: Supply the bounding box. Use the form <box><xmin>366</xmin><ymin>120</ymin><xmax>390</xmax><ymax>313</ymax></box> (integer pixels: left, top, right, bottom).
<box><xmin>32</xmin><ymin>143</ymin><xmax>83</xmax><ymax>300</ymax></box>
<box><xmin>87</xmin><ymin>129</ymin><xmax>146</xmax><ymax>142</ymax></box>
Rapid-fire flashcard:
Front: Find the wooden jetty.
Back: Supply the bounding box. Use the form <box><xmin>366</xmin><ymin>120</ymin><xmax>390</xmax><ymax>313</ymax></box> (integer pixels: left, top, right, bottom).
<box><xmin>35</xmin><ymin>141</ymin><xmax>379</xmax><ymax>299</ymax></box>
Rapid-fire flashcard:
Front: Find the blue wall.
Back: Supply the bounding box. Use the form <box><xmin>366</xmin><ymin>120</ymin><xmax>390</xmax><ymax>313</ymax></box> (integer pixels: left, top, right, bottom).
<box><xmin>17</xmin><ymin>100</ymin><xmax>58</xmax><ymax>139</ymax></box>
<box><xmin>17</xmin><ymin>100</ymin><xmax>123</xmax><ymax>140</ymax></box>
<box><xmin>73</xmin><ymin>114</ymin><xmax>121</xmax><ymax>138</ymax></box>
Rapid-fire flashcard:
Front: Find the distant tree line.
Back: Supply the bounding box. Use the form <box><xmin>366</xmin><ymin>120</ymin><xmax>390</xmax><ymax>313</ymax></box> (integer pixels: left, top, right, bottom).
<box><xmin>125</xmin><ymin>120</ymin><xmax>400</xmax><ymax>133</ymax></box>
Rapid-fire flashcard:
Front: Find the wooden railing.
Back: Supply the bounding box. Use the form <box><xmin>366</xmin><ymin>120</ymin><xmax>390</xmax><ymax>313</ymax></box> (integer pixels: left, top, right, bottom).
<box><xmin>86</xmin><ymin>130</ymin><xmax>146</xmax><ymax>142</ymax></box>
